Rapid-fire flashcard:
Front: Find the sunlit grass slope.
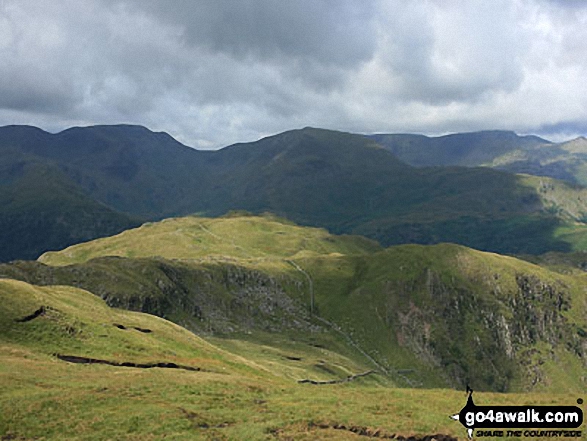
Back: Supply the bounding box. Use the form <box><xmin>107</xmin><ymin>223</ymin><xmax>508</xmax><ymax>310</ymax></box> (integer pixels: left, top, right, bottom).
<box><xmin>0</xmin><ymin>278</ymin><xmax>243</xmax><ymax>373</ymax></box>
<box><xmin>293</xmin><ymin>243</ymin><xmax>587</xmax><ymax>393</ymax></box>
<box><xmin>39</xmin><ymin>213</ymin><xmax>380</xmax><ymax>266</ymax></box>
<box><xmin>21</xmin><ymin>214</ymin><xmax>587</xmax><ymax>394</ymax></box>
<box><xmin>1</xmin><ymin>279</ymin><xmax>582</xmax><ymax>440</ymax></box>
<box><xmin>0</xmin><ymin>274</ymin><xmax>376</xmax><ymax>385</ymax></box>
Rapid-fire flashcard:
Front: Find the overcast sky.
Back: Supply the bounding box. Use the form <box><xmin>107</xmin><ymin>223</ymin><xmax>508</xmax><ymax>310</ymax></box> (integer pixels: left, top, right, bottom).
<box><xmin>1</xmin><ymin>0</ymin><xmax>586</xmax><ymax>149</ymax></box>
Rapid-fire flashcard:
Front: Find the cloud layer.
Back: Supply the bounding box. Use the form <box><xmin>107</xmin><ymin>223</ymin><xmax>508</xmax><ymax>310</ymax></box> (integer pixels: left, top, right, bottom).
<box><xmin>1</xmin><ymin>0</ymin><xmax>586</xmax><ymax>148</ymax></box>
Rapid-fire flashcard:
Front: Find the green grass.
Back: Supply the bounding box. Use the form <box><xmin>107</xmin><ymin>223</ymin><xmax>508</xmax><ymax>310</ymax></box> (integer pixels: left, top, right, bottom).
<box><xmin>554</xmin><ymin>225</ymin><xmax>587</xmax><ymax>251</ymax></box>
<box><xmin>0</xmin><ymin>277</ymin><xmax>448</xmax><ymax>440</ymax></box>
<box><xmin>292</xmin><ymin>242</ymin><xmax>587</xmax><ymax>392</ymax></box>
<box><xmin>39</xmin><ymin>214</ymin><xmax>380</xmax><ymax>266</ymax></box>
<box><xmin>1</xmin><ymin>342</ymin><xmax>582</xmax><ymax>440</ymax></box>
<box><xmin>1</xmin><ymin>337</ymin><xmax>582</xmax><ymax>439</ymax></box>
<box><xmin>0</xmin><ymin>279</ymin><xmax>240</xmax><ymax>372</ymax></box>
<box><xmin>2</xmin><ymin>214</ymin><xmax>582</xmax><ymax>393</ymax></box>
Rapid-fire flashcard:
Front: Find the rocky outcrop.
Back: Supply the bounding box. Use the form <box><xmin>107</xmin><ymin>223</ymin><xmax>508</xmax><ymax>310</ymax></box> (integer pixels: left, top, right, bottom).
<box><xmin>510</xmin><ymin>274</ymin><xmax>570</xmax><ymax>345</ymax></box>
<box><xmin>389</xmin><ymin>268</ymin><xmax>585</xmax><ymax>391</ymax></box>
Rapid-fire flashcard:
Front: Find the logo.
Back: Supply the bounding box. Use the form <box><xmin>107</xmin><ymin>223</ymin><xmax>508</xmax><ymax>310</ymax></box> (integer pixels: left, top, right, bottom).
<box><xmin>450</xmin><ymin>388</ymin><xmax>583</xmax><ymax>439</ymax></box>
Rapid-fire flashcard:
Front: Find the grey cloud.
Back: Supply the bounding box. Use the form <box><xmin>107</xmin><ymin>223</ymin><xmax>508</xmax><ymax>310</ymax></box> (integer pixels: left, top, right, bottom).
<box><xmin>376</xmin><ymin>1</ymin><xmax>526</xmax><ymax>104</ymax></box>
<box><xmin>117</xmin><ymin>0</ymin><xmax>376</xmax><ymax>100</ymax></box>
<box><xmin>126</xmin><ymin>0</ymin><xmax>378</xmax><ymax>67</ymax></box>
<box><xmin>541</xmin><ymin>0</ymin><xmax>587</xmax><ymax>8</ymax></box>
<box><xmin>535</xmin><ymin>121</ymin><xmax>587</xmax><ymax>141</ymax></box>
<box><xmin>0</xmin><ymin>76</ymin><xmax>71</xmax><ymax>113</ymax></box>
<box><xmin>0</xmin><ymin>1</ymin><xmax>78</xmax><ymax>113</ymax></box>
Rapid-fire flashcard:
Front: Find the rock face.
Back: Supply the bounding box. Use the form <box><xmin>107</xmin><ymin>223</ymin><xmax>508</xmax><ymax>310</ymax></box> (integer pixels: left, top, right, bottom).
<box><xmin>389</xmin><ymin>268</ymin><xmax>585</xmax><ymax>391</ymax></box>
<box><xmin>511</xmin><ymin>275</ymin><xmax>570</xmax><ymax>345</ymax></box>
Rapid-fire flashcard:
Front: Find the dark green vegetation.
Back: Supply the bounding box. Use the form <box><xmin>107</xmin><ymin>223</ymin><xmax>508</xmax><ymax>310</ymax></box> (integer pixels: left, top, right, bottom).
<box><xmin>0</xmin><ymin>148</ymin><xmax>140</xmax><ymax>262</ymax></box>
<box><xmin>2</xmin><ymin>215</ymin><xmax>585</xmax><ymax>394</ymax></box>
<box><xmin>2</xmin><ymin>125</ymin><xmax>587</xmax><ymax>440</ymax></box>
<box><xmin>0</xmin><ymin>124</ymin><xmax>206</xmax><ymax>218</ymax></box>
<box><xmin>0</xmin><ymin>124</ymin><xmax>207</xmax><ymax>261</ymax></box>
<box><xmin>372</xmin><ymin>130</ymin><xmax>587</xmax><ymax>187</ymax></box>
<box><xmin>4</xmin><ymin>124</ymin><xmax>587</xmax><ymax>262</ymax></box>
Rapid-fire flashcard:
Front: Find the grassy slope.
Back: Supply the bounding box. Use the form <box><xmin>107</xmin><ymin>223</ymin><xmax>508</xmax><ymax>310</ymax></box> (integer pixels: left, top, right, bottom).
<box><xmin>1</xmin><ymin>277</ymin><xmax>582</xmax><ymax>441</ymax></box>
<box><xmin>488</xmin><ymin>137</ymin><xmax>587</xmax><ymax>186</ymax></box>
<box><xmin>297</xmin><ymin>244</ymin><xmax>587</xmax><ymax>392</ymax></box>
<box><xmin>354</xmin><ymin>171</ymin><xmax>587</xmax><ymax>255</ymax></box>
<box><xmin>370</xmin><ymin>131</ymin><xmax>550</xmax><ymax>167</ymax></box>
<box><xmin>518</xmin><ymin>174</ymin><xmax>587</xmax><ymax>223</ymax></box>
<box><xmin>0</xmin><ymin>279</ymin><xmax>239</xmax><ymax>371</ymax></box>
<box><xmin>38</xmin><ymin>213</ymin><xmax>380</xmax><ymax>266</ymax></box>
<box><xmin>0</xmin><ymin>276</ymin><xmax>373</xmax><ymax>383</ymax></box>
<box><xmin>365</xmin><ymin>131</ymin><xmax>587</xmax><ymax>253</ymax></box>
<box><xmin>15</xmin><ymin>214</ymin><xmax>585</xmax><ymax>394</ymax></box>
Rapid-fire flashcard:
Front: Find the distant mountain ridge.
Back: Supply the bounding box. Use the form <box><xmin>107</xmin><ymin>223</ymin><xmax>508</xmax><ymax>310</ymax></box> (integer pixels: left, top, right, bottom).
<box><xmin>3</xmin><ymin>124</ymin><xmax>587</xmax><ymax>261</ymax></box>
<box><xmin>0</xmin><ymin>124</ymin><xmax>208</xmax><ymax>217</ymax></box>
<box><xmin>487</xmin><ymin>136</ymin><xmax>587</xmax><ymax>186</ymax></box>
<box><xmin>370</xmin><ymin>130</ymin><xmax>587</xmax><ymax>186</ymax></box>
<box><xmin>370</xmin><ymin>130</ymin><xmax>551</xmax><ymax>167</ymax></box>
<box><xmin>0</xmin><ymin>148</ymin><xmax>141</xmax><ymax>262</ymax></box>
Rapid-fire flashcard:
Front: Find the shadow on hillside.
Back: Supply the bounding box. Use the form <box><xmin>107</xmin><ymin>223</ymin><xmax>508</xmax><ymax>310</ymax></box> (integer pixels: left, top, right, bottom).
<box><xmin>353</xmin><ymin>214</ymin><xmax>572</xmax><ymax>256</ymax></box>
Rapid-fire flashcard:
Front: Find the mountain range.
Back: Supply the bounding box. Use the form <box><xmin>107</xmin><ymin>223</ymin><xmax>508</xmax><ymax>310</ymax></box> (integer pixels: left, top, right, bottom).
<box><xmin>3</xmin><ymin>124</ymin><xmax>587</xmax><ymax>262</ymax></box>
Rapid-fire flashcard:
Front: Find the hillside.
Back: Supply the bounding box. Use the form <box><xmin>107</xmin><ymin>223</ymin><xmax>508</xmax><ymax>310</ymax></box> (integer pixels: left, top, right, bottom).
<box><xmin>4</xmin><ymin>124</ymin><xmax>587</xmax><ymax>260</ymax></box>
<box><xmin>372</xmin><ymin>130</ymin><xmax>587</xmax><ymax>188</ymax></box>
<box><xmin>6</xmin><ymin>278</ymin><xmax>575</xmax><ymax>440</ymax></box>
<box><xmin>2</xmin><ymin>214</ymin><xmax>585</xmax><ymax>393</ymax></box>
<box><xmin>0</xmin><ymin>124</ymin><xmax>209</xmax><ymax>218</ymax></box>
<box><xmin>0</xmin><ymin>152</ymin><xmax>140</xmax><ymax>262</ymax></box>
<box><xmin>37</xmin><ymin>212</ymin><xmax>381</xmax><ymax>266</ymax></box>
<box><xmin>0</xmin><ymin>278</ymin><xmax>392</xmax><ymax>440</ymax></box>
<box><xmin>370</xmin><ymin>130</ymin><xmax>550</xmax><ymax>167</ymax></box>
<box><xmin>196</xmin><ymin>128</ymin><xmax>571</xmax><ymax>256</ymax></box>
<box><xmin>488</xmin><ymin>136</ymin><xmax>587</xmax><ymax>186</ymax></box>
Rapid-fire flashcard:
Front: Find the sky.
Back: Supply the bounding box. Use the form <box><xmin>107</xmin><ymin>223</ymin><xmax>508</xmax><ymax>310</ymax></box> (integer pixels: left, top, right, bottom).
<box><xmin>1</xmin><ymin>0</ymin><xmax>587</xmax><ymax>149</ymax></box>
